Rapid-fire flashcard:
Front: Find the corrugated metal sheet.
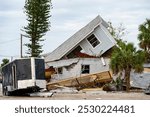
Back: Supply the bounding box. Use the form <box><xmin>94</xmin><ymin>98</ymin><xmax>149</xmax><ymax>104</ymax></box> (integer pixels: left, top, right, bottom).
<box><xmin>45</xmin><ymin>15</ymin><xmax>110</xmax><ymax>62</ymax></box>
<box><xmin>130</xmin><ymin>72</ymin><xmax>150</xmax><ymax>89</ymax></box>
<box><xmin>144</xmin><ymin>63</ymin><xmax>150</xmax><ymax>68</ymax></box>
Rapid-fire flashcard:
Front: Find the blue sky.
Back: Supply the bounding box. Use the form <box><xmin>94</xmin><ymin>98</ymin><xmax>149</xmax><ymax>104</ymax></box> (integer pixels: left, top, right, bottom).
<box><xmin>0</xmin><ymin>0</ymin><xmax>150</xmax><ymax>63</ymax></box>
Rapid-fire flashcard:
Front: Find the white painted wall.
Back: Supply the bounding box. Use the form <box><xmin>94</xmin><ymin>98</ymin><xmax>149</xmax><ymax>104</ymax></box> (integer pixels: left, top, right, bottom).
<box><xmin>50</xmin><ymin>58</ymin><xmax>110</xmax><ymax>82</ymax></box>
<box><xmin>79</xmin><ymin>25</ymin><xmax>116</xmax><ymax>57</ymax></box>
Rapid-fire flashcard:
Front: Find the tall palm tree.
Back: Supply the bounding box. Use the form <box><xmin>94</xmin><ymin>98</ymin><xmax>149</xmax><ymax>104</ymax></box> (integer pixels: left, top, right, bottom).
<box><xmin>110</xmin><ymin>41</ymin><xmax>145</xmax><ymax>91</ymax></box>
<box><xmin>138</xmin><ymin>19</ymin><xmax>150</xmax><ymax>62</ymax></box>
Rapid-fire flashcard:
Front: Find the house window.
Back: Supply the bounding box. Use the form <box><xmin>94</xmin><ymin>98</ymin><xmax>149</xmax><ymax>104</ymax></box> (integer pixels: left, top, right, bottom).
<box><xmin>56</xmin><ymin>67</ymin><xmax>63</xmax><ymax>74</ymax></box>
<box><xmin>81</xmin><ymin>65</ymin><xmax>90</xmax><ymax>74</ymax></box>
<box><xmin>87</xmin><ymin>34</ymin><xmax>100</xmax><ymax>48</ymax></box>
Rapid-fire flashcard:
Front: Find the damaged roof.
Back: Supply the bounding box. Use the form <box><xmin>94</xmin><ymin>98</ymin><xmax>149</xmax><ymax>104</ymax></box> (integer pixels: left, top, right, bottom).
<box><xmin>45</xmin><ymin>15</ymin><xmax>115</xmax><ymax>62</ymax></box>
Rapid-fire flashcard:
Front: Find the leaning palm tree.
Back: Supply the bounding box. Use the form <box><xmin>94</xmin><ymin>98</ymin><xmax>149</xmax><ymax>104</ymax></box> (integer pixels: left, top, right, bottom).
<box><xmin>138</xmin><ymin>19</ymin><xmax>150</xmax><ymax>62</ymax></box>
<box><xmin>110</xmin><ymin>41</ymin><xmax>145</xmax><ymax>91</ymax></box>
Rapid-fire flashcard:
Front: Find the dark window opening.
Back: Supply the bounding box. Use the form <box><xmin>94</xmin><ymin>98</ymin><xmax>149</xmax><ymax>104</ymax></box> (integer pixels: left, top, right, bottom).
<box><xmin>66</xmin><ymin>46</ymin><xmax>82</xmax><ymax>58</ymax></box>
<box><xmin>35</xmin><ymin>59</ymin><xmax>45</xmax><ymax>80</ymax></box>
<box><xmin>81</xmin><ymin>65</ymin><xmax>90</xmax><ymax>74</ymax></box>
<box><xmin>87</xmin><ymin>34</ymin><xmax>100</xmax><ymax>48</ymax></box>
<box><xmin>56</xmin><ymin>67</ymin><xmax>63</xmax><ymax>74</ymax></box>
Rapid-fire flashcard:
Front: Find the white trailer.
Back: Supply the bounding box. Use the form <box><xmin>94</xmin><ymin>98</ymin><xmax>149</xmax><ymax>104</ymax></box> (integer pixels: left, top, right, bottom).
<box><xmin>1</xmin><ymin>57</ymin><xmax>46</xmax><ymax>96</ymax></box>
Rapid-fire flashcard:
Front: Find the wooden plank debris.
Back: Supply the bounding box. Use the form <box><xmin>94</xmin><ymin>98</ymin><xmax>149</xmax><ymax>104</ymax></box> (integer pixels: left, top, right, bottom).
<box><xmin>46</xmin><ymin>71</ymin><xmax>112</xmax><ymax>90</ymax></box>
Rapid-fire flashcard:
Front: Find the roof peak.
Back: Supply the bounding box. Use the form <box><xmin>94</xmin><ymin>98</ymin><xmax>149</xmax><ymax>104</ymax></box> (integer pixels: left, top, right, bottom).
<box><xmin>45</xmin><ymin>15</ymin><xmax>109</xmax><ymax>62</ymax></box>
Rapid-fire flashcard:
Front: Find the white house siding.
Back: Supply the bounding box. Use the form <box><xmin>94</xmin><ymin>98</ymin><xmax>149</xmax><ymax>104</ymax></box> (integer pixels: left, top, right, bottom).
<box><xmin>50</xmin><ymin>58</ymin><xmax>110</xmax><ymax>82</ymax></box>
<box><xmin>79</xmin><ymin>25</ymin><xmax>116</xmax><ymax>57</ymax></box>
<box><xmin>93</xmin><ymin>25</ymin><xmax>116</xmax><ymax>55</ymax></box>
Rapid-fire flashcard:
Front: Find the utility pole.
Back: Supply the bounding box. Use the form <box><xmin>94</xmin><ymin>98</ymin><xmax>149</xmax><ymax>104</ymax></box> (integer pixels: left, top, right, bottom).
<box><xmin>20</xmin><ymin>34</ymin><xmax>29</xmax><ymax>58</ymax></box>
<box><xmin>20</xmin><ymin>34</ymin><xmax>23</xmax><ymax>58</ymax></box>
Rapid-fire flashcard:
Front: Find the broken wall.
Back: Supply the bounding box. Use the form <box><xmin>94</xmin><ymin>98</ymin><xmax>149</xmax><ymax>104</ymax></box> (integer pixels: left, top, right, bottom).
<box><xmin>49</xmin><ymin>58</ymin><xmax>110</xmax><ymax>82</ymax></box>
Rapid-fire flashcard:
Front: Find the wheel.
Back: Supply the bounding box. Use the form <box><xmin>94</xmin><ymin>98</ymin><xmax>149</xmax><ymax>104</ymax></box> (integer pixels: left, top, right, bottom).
<box><xmin>3</xmin><ymin>87</ymin><xmax>10</xmax><ymax>96</ymax></box>
<box><xmin>2</xmin><ymin>87</ymin><xmax>6</xmax><ymax>96</ymax></box>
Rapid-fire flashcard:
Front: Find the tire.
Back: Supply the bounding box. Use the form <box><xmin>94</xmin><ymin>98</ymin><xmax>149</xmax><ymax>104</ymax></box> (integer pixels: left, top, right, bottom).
<box><xmin>2</xmin><ymin>87</ymin><xmax>6</xmax><ymax>96</ymax></box>
<box><xmin>3</xmin><ymin>87</ymin><xmax>10</xmax><ymax>96</ymax></box>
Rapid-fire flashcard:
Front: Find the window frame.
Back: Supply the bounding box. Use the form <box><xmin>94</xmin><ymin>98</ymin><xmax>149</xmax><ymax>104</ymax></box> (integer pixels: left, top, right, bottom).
<box><xmin>87</xmin><ymin>34</ymin><xmax>100</xmax><ymax>48</ymax></box>
<box><xmin>55</xmin><ymin>67</ymin><xmax>63</xmax><ymax>74</ymax></box>
<box><xmin>81</xmin><ymin>64</ymin><xmax>90</xmax><ymax>74</ymax></box>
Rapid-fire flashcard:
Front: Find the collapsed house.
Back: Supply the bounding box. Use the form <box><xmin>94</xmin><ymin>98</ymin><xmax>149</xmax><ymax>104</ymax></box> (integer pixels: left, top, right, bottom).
<box><xmin>44</xmin><ymin>15</ymin><xmax>117</xmax><ymax>89</ymax></box>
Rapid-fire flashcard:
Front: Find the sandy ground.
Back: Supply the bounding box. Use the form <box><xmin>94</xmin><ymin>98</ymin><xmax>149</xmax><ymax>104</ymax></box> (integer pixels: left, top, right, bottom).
<box><xmin>0</xmin><ymin>84</ymin><xmax>150</xmax><ymax>100</ymax></box>
<box><xmin>0</xmin><ymin>92</ymin><xmax>150</xmax><ymax>100</ymax></box>
<box><xmin>0</xmin><ymin>91</ymin><xmax>150</xmax><ymax>100</ymax></box>
<box><xmin>47</xmin><ymin>91</ymin><xmax>150</xmax><ymax>100</ymax></box>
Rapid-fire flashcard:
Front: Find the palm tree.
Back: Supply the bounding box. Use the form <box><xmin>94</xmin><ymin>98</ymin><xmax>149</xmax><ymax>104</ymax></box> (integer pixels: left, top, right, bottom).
<box><xmin>138</xmin><ymin>19</ymin><xmax>150</xmax><ymax>62</ymax></box>
<box><xmin>110</xmin><ymin>41</ymin><xmax>145</xmax><ymax>91</ymax></box>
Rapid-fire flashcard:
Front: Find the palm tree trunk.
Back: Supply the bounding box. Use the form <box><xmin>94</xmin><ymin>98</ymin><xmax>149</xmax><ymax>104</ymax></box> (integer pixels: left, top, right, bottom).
<box><xmin>125</xmin><ymin>69</ymin><xmax>131</xmax><ymax>92</ymax></box>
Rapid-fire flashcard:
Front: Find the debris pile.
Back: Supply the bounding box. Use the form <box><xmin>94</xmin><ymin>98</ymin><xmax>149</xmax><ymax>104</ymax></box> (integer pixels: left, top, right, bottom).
<box><xmin>46</xmin><ymin>71</ymin><xmax>112</xmax><ymax>91</ymax></box>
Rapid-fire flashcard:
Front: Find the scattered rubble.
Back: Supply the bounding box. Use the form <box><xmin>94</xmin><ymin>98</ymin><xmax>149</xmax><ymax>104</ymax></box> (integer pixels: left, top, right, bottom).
<box><xmin>30</xmin><ymin>92</ymin><xmax>55</xmax><ymax>97</ymax></box>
